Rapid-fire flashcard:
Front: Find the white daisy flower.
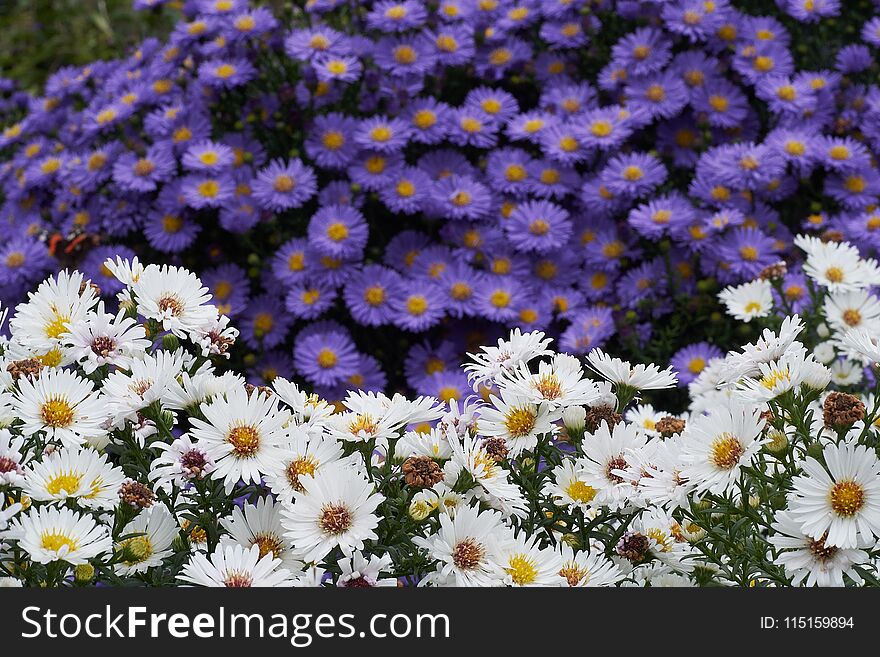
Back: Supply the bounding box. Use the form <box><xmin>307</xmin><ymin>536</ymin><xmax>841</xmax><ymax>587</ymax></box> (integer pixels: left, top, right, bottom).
<box><xmin>839</xmin><ymin>326</ymin><xmax>880</xmax><ymax>364</ymax></box>
<box><xmin>22</xmin><ymin>446</ymin><xmax>125</xmax><ymax>510</ymax></box>
<box><xmin>0</xmin><ymin>428</ymin><xmax>26</xmax><ymax>486</ymax></box>
<box><xmin>131</xmin><ymin>263</ymin><xmax>217</xmax><ymax>338</ymax></box>
<box><xmin>443</xmin><ymin>433</ymin><xmax>528</xmax><ymax>518</ymax></box>
<box><xmin>830</xmin><ymin>357</ymin><xmax>863</xmax><ymax>387</ymax></box>
<box><xmin>412</xmin><ymin>504</ymin><xmax>507</xmax><ymax>587</ymax></box>
<box><xmin>220</xmin><ymin>496</ymin><xmax>301</xmax><ymax>571</ymax></box>
<box><xmin>337</xmin><ymin>551</ymin><xmax>396</xmax><ymax>587</ymax></box>
<box><xmin>264</xmin><ymin>426</ymin><xmax>349</xmax><ymax>504</ymax></box>
<box><xmin>625</xmin><ymin>403</ymin><xmax>665</xmax><ymax>436</ymax></box>
<box><xmin>586</xmin><ymin>349</ymin><xmax>677</xmax><ymax>390</ymax></box>
<box><xmin>718</xmin><ymin>278</ymin><xmax>773</xmax><ymax>322</ymax></box>
<box><xmin>149</xmin><ymin>433</ymin><xmax>215</xmax><ymax>491</ymax></box>
<box><xmin>15</xmin><ymin>367</ymin><xmax>107</xmax><ymax>448</ymax></box>
<box><xmin>178</xmin><ymin>543</ymin><xmax>295</xmax><ymax>587</ymax></box>
<box><xmin>189</xmin><ymin>386</ymin><xmax>289</xmax><ymax>493</ymax></box>
<box><xmin>679</xmin><ymin>402</ymin><xmax>766</xmax><ymax>495</ymax></box>
<box><xmin>7</xmin><ymin>505</ymin><xmax>112</xmax><ymax>565</ymax></box>
<box><xmin>543</xmin><ymin>459</ymin><xmax>597</xmax><ymax>510</ymax></box>
<box><xmin>103</xmin><ymin>349</ymin><xmax>186</xmax><ymax>428</ymax></box>
<box><xmin>464</xmin><ymin>328</ymin><xmax>553</xmax><ymax>389</ymax></box>
<box><xmin>63</xmin><ymin>302</ymin><xmax>151</xmax><ymax>374</ymax></box>
<box><xmin>477</xmin><ymin>387</ymin><xmax>560</xmax><ymax>456</ymax></box>
<box><xmin>281</xmin><ymin>464</ymin><xmax>383</xmax><ymax>563</ymax></box>
<box><xmin>557</xmin><ymin>543</ymin><xmax>623</xmax><ymax>587</ymax></box>
<box><xmin>163</xmin><ymin>370</ymin><xmax>245</xmax><ymax>411</ymax></box>
<box><xmin>788</xmin><ymin>442</ymin><xmax>880</xmax><ymax>548</ymax></box>
<box><xmin>579</xmin><ymin>420</ymin><xmax>648</xmax><ymax>510</ymax></box>
<box><xmin>115</xmin><ymin>504</ymin><xmax>179</xmax><ymax>575</ymax></box>
<box><xmin>394</xmin><ymin>427</ymin><xmax>454</xmax><ymax>460</ymax></box>
<box><xmin>823</xmin><ymin>290</ymin><xmax>880</xmax><ymax>335</ymax></box>
<box><xmin>497</xmin><ymin>532</ymin><xmax>564</xmax><ymax>587</ymax></box>
<box><xmin>103</xmin><ymin>256</ymin><xmax>145</xmax><ymax>288</ymax></box>
<box><xmin>723</xmin><ymin>315</ymin><xmax>805</xmax><ymax>380</ymax></box>
<box><xmin>496</xmin><ymin>353</ymin><xmax>601</xmax><ymax>409</ymax></box>
<box><xmin>9</xmin><ymin>269</ymin><xmax>98</xmax><ymax>360</ymax></box>
<box><xmin>795</xmin><ymin>234</ymin><xmax>880</xmax><ymax>292</ymax></box>
<box><xmin>769</xmin><ymin>510</ymin><xmax>869</xmax><ymax>587</ymax></box>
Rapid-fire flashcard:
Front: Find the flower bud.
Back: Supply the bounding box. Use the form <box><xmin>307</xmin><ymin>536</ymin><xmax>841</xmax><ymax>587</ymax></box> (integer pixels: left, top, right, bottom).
<box><xmin>74</xmin><ymin>563</ymin><xmax>95</xmax><ymax>583</ymax></box>
<box><xmin>764</xmin><ymin>428</ymin><xmax>788</xmax><ymax>453</ymax></box>
<box><xmin>562</xmin><ymin>405</ymin><xmax>586</xmax><ymax>433</ymax></box>
<box><xmin>162</xmin><ymin>333</ymin><xmax>180</xmax><ymax>351</ymax></box>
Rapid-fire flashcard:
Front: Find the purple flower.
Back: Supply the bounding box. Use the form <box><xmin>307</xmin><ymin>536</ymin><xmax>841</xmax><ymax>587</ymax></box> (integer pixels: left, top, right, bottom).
<box><xmin>671</xmin><ymin>342</ymin><xmax>723</xmax><ymax>386</ymax></box>
<box><xmin>307</xmin><ymin>205</ymin><xmax>368</xmax><ymax>259</ymax></box>
<box><xmin>505</xmin><ymin>199</ymin><xmax>572</xmax><ymax>253</ymax></box>
<box><xmin>342</xmin><ymin>264</ymin><xmax>401</xmax><ymax>327</ymax></box>
<box><xmin>111</xmin><ymin>143</ymin><xmax>176</xmax><ymax>193</ymax></box>
<box><xmin>285</xmin><ymin>280</ymin><xmax>337</xmax><ymax>320</ymax></box>
<box><xmin>293</xmin><ymin>325</ymin><xmax>360</xmax><ymax>388</ymax></box>
<box><xmin>252</xmin><ymin>159</ymin><xmax>317</xmax><ymax>211</ymax></box>
<box><xmin>389</xmin><ymin>278</ymin><xmax>447</xmax><ymax>331</ymax></box>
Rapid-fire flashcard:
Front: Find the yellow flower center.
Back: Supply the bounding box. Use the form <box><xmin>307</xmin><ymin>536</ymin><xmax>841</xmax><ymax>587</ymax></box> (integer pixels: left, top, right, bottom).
<box><xmin>506</xmin><ymin>554</ymin><xmax>538</xmax><ymax>585</ymax></box>
<box><xmin>407</xmin><ymin>295</ymin><xmax>428</xmax><ymax>315</ymax></box>
<box><xmin>40</xmin><ymin>531</ymin><xmax>79</xmax><ymax>554</ymax></box>
<box><xmin>710</xmin><ymin>433</ymin><xmax>744</xmax><ymax>469</ymax></box>
<box><xmin>364</xmin><ymin>285</ymin><xmax>385</xmax><ymax>306</ymax></box>
<box><xmin>316</xmin><ymin>348</ymin><xmax>338</xmax><ymax>368</ymax></box>
<box><xmin>326</xmin><ymin>222</ymin><xmax>349</xmax><ymax>242</ymax></box>
<box><xmin>829</xmin><ymin>480</ymin><xmax>865</xmax><ymax>517</ymax></box>
<box><xmin>227</xmin><ymin>424</ymin><xmax>260</xmax><ymax>458</ymax></box>
<box><xmin>504</xmin><ymin>407</ymin><xmax>537</xmax><ymax>438</ymax></box>
<box><xmin>40</xmin><ymin>397</ymin><xmax>74</xmax><ymax>428</ymax></box>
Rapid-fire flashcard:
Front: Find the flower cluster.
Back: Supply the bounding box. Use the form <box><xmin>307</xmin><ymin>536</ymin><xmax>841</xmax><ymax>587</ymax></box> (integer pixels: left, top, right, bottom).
<box><xmin>3</xmin><ymin>0</ymin><xmax>880</xmax><ymax>399</ymax></box>
<box><xmin>2</xmin><ymin>253</ymin><xmax>880</xmax><ymax>588</ymax></box>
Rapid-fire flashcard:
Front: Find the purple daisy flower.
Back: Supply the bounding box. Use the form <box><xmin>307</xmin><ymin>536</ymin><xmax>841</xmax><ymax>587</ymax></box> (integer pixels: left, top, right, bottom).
<box><xmin>354</xmin><ymin>116</ymin><xmax>411</xmax><ymax>153</ymax></box>
<box><xmin>379</xmin><ymin>166</ymin><xmax>433</xmax><ymax>215</ymax></box>
<box><xmin>505</xmin><ymin>199</ymin><xmax>572</xmax><ymax>253</ymax></box>
<box><xmin>366</xmin><ymin>1</ymin><xmax>428</xmax><ymax>33</ymax></box>
<box><xmin>182</xmin><ymin>139</ymin><xmax>235</xmax><ymax>172</ymax></box>
<box><xmin>307</xmin><ymin>204</ymin><xmax>368</xmax><ymax>259</ymax></box>
<box><xmin>241</xmin><ymin>293</ymin><xmax>292</xmax><ymax>349</ymax></box>
<box><xmin>111</xmin><ymin>143</ymin><xmax>176</xmax><ymax>193</ymax></box>
<box><xmin>198</xmin><ymin>58</ymin><xmax>256</xmax><ymax>89</ymax></box>
<box><xmin>202</xmin><ymin>264</ymin><xmax>251</xmax><ymax>318</ymax></box>
<box><xmin>252</xmin><ymin>158</ymin><xmax>317</xmax><ymax>211</ymax></box>
<box><xmin>429</xmin><ymin>175</ymin><xmax>492</xmax><ymax>221</ymax></box>
<box><xmin>285</xmin><ymin>280</ymin><xmax>338</xmax><ymax>320</ymax></box>
<box><xmin>342</xmin><ymin>264</ymin><xmax>401</xmax><ymax>327</ymax></box>
<box><xmin>181</xmin><ymin>173</ymin><xmax>236</xmax><ymax>209</ymax></box>
<box><xmin>389</xmin><ymin>278</ymin><xmax>447</xmax><ymax>331</ymax></box>
<box><xmin>671</xmin><ymin>342</ymin><xmax>724</xmax><ymax>386</ymax></box>
<box><xmin>144</xmin><ymin>210</ymin><xmax>201</xmax><ymax>253</ymax></box>
<box><xmin>406</xmin><ymin>98</ymin><xmax>451</xmax><ymax>145</ymax></box>
<box><xmin>602</xmin><ymin>152</ymin><xmax>668</xmax><ymax>198</ymax></box>
<box><xmin>559</xmin><ymin>306</ymin><xmax>615</xmax><ymax>354</ymax></box>
<box><xmin>294</xmin><ymin>321</ymin><xmax>360</xmax><ymax>385</ymax></box>
<box><xmin>272</xmin><ymin>238</ymin><xmax>313</xmax><ymax>286</ymax></box>
<box><xmin>347</xmin><ymin>150</ymin><xmax>405</xmax><ymax>192</ymax></box>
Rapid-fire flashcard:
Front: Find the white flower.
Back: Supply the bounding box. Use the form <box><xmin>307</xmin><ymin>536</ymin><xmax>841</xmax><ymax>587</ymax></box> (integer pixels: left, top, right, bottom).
<box><xmin>103</xmin><ymin>349</ymin><xmax>186</xmax><ymax>427</ymax></box>
<box><xmin>163</xmin><ymin>370</ymin><xmax>244</xmax><ymax>411</ymax></box>
<box><xmin>63</xmin><ymin>303</ymin><xmax>151</xmax><ymax>374</ymax></box>
<box><xmin>22</xmin><ymin>447</ymin><xmax>125</xmax><ymax>510</ymax></box>
<box><xmin>543</xmin><ymin>459</ymin><xmax>597</xmax><ymax>510</ymax></box>
<box><xmin>189</xmin><ymin>386</ymin><xmax>289</xmax><ymax>493</ymax></box>
<box><xmin>735</xmin><ymin>345</ymin><xmax>815</xmax><ymax>403</ymax></box>
<box><xmin>178</xmin><ymin>543</ymin><xmax>295</xmax><ymax>587</ymax></box>
<box><xmin>149</xmin><ymin>433</ymin><xmax>215</xmax><ymax>491</ymax></box>
<box><xmin>830</xmin><ymin>357</ymin><xmax>862</xmax><ymax>387</ymax></box>
<box><xmin>337</xmin><ymin>551</ymin><xmax>396</xmax><ymax>587</ymax></box>
<box><xmin>413</xmin><ymin>504</ymin><xmax>507</xmax><ymax>587</ymax></box>
<box><xmin>496</xmin><ymin>353</ymin><xmax>600</xmax><ymax>409</ymax></box>
<box><xmin>189</xmin><ymin>313</ymin><xmax>239</xmax><ymax>358</ymax></box>
<box><xmin>220</xmin><ymin>496</ymin><xmax>301</xmax><ymax>572</ymax></box>
<box><xmin>839</xmin><ymin>326</ymin><xmax>880</xmax><ymax>364</ymax></box>
<box><xmin>7</xmin><ymin>505</ymin><xmax>112</xmax><ymax>565</ymax></box>
<box><xmin>115</xmin><ymin>504</ymin><xmax>179</xmax><ymax>575</ymax></box>
<box><xmin>281</xmin><ymin>464</ymin><xmax>383</xmax><ymax>563</ymax></box>
<box><xmin>724</xmin><ymin>315</ymin><xmax>805</xmax><ymax>381</ymax></box>
<box><xmin>788</xmin><ymin>442</ymin><xmax>880</xmax><ymax>548</ymax></box>
<box><xmin>824</xmin><ymin>290</ymin><xmax>880</xmax><ymax>336</ymax></box>
<box><xmin>586</xmin><ymin>349</ymin><xmax>677</xmax><ymax>390</ymax></box>
<box><xmin>394</xmin><ymin>427</ymin><xmax>453</xmax><ymax>460</ymax></box>
<box><xmin>769</xmin><ymin>510</ymin><xmax>869</xmax><ymax>586</ymax></box>
<box><xmin>579</xmin><ymin>420</ymin><xmax>648</xmax><ymax>510</ymax></box>
<box><xmin>0</xmin><ymin>428</ymin><xmax>26</xmax><ymax>486</ymax></box>
<box><xmin>132</xmin><ymin>263</ymin><xmax>217</xmax><ymax>338</ymax></box>
<box><xmin>477</xmin><ymin>388</ymin><xmax>560</xmax><ymax>456</ymax></box>
<box><xmin>496</xmin><ymin>532</ymin><xmax>564</xmax><ymax>587</ymax></box>
<box><xmin>264</xmin><ymin>427</ymin><xmax>350</xmax><ymax>504</ymax></box>
<box><xmin>625</xmin><ymin>403</ymin><xmax>665</xmax><ymax>436</ymax></box>
<box><xmin>443</xmin><ymin>433</ymin><xmax>528</xmax><ymax>518</ymax></box>
<box><xmin>15</xmin><ymin>368</ymin><xmax>107</xmax><ymax>448</ymax></box>
<box><xmin>103</xmin><ymin>256</ymin><xmax>145</xmax><ymax>288</ymax></box>
<box><xmin>680</xmin><ymin>403</ymin><xmax>766</xmax><ymax>495</ymax></box>
<box><xmin>9</xmin><ymin>269</ymin><xmax>98</xmax><ymax>360</ymax></box>
<box><xmin>718</xmin><ymin>279</ymin><xmax>773</xmax><ymax>322</ymax></box>
<box><xmin>556</xmin><ymin>543</ymin><xmax>623</xmax><ymax>587</ymax></box>
<box><xmin>464</xmin><ymin>328</ymin><xmax>553</xmax><ymax>389</ymax></box>
<box><xmin>795</xmin><ymin>234</ymin><xmax>880</xmax><ymax>292</ymax></box>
